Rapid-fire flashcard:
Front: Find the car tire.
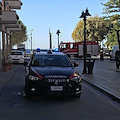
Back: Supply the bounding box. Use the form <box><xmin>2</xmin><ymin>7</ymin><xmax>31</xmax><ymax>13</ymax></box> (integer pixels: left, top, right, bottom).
<box><xmin>25</xmin><ymin>87</ymin><xmax>32</xmax><ymax>99</ymax></box>
<box><xmin>25</xmin><ymin>83</ymin><xmax>32</xmax><ymax>99</ymax></box>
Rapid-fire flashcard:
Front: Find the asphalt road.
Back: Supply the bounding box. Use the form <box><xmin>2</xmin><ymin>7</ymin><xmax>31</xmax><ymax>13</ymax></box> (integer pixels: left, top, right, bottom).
<box><xmin>0</xmin><ymin>65</ymin><xmax>120</xmax><ymax>120</ymax></box>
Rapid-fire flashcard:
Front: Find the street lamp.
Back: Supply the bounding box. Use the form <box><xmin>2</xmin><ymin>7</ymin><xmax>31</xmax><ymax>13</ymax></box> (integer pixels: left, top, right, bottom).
<box><xmin>115</xmin><ymin>30</ymin><xmax>120</xmax><ymax>50</ymax></box>
<box><xmin>31</xmin><ymin>29</ymin><xmax>33</xmax><ymax>52</ymax></box>
<box><xmin>79</xmin><ymin>8</ymin><xmax>91</xmax><ymax>74</ymax></box>
<box><xmin>49</xmin><ymin>29</ymin><xmax>52</xmax><ymax>49</ymax></box>
<box><xmin>56</xmin><ymin>30</ymin><xmax>61</xmax><ymax>49</ymax></box>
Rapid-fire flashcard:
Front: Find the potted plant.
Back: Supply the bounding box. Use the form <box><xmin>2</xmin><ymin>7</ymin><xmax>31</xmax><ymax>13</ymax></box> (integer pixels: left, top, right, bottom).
<box><xmin>2</xmin><ymin>61</ymin><xmax>10</xmax><ymax>72</ymax></box>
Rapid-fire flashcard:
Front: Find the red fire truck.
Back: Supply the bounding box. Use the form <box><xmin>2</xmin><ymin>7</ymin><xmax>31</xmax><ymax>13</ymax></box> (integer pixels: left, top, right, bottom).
<box><xmin>60</xmin><ymin>41</ymin><xmax>99</xmax><ymax>58</ymax></box>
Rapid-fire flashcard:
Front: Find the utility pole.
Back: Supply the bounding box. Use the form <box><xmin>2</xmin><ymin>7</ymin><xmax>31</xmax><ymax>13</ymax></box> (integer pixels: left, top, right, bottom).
<box><xmin>49</xmin><ymin>29</ymin><xmax>52</xmax><ymax>49</ymax></box>
<box><xmin>2</xmin><ymin>0</ymin><xmax>5</xmax><ymax>63</ymax></box>
<box><xmin>31</xmin><ymin>30</ymin><xmax>33</xmax><ymax>52</ymax></box>
<box><xmin>116</xmin><ymin>30</ymin><xmax>120</xmax><ymax>50</ymax></box>
<box><xmin>56</xmin><ymin>30</ymin><xmax>60</xmax><ymax>49</ymax></box>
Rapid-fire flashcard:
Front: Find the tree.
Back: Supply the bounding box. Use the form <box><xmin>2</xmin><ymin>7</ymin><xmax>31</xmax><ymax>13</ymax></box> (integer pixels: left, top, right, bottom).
<box><xmin>105</xmin><ymin>21</ymin><xmax>120</xmax><ymax>47</ymax></box>
<box><xmin>11</xmin><ymin>21</ymin><xmax>27</xmax><ymax>46</ymax></box>
<box><xmin>72</xmin><ymin>20</ymin><xmax>84</xmax><ymax>42</ymax></box>
<box><xmin>86</xmin><ymin>16</ymin><xmax>107</xmax><ymax>41</ymax></box>
<box><xmin>101</xmin><ymin>0</ymin><xmax>120</xmax><ymax>19</ymax></box>
<box><xmin>72</xmin><ymin>16</ymin><xmax>107</xmax><ymax>42</ymax></box>
<box><xmin>101</xmin><ymin>0</ymin><xmax>120</xmax><ymax>47</ymax></box>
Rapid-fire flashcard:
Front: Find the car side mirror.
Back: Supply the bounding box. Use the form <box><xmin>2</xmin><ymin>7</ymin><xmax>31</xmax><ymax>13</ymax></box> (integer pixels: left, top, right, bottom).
<box><xmin>23</xmin><ymin>61</ymin><xmax>28</xmax><ymax>66</ymax></box>
<box><xmin>74</xmin><ymin>62</ymin><xmax>79</xmax><ymax>67</ymax></box>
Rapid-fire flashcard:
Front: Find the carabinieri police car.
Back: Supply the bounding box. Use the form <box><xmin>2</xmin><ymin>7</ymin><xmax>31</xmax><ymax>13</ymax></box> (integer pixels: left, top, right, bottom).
<box><xmin>24</xmin><ymin>48</ymin><xmax>82</xmax><ymax>98</ymax></box>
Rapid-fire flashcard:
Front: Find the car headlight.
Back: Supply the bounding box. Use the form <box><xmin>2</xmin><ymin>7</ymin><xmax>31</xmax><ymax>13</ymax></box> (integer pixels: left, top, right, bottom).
<box><xmin>29</xmin><ymin>75</ymin><xmax>39</xmax><ymax>81</ymax></box>
<box><xmin>70</xmin><ymin>76</ymin><xmax>81</xmax><ymax>82</ymax></box>
<box><xmin>69</xmin><ymin>73</ymin><xmax>81</xmax><ymax>82</ymax></box>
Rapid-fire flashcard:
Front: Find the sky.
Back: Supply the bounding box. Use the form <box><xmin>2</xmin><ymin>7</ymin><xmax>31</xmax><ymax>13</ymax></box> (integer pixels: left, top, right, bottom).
<box><xmin>16</xmin><ymin>0</ymin><xmax>105</xmax><ymax>49</ymax></box>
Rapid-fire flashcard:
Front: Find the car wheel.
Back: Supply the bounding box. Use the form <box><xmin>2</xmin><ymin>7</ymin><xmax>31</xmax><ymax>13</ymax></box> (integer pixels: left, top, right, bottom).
<box><xmin>25</xmin><ymin>84</ymin><xmax>32</xmax><ymax>99</ymax></box>
<box><xmin>25</xmin><ymin>87</ymin><xmax>32</xmax><ymax>99</ymax></box>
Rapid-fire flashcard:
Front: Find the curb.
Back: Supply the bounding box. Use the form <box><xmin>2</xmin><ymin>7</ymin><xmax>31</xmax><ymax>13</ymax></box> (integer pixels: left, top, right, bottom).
<box><xmin>82</xmin><ymin>78</ymin><xmax>120</xmax><ymax>103</ymax></box>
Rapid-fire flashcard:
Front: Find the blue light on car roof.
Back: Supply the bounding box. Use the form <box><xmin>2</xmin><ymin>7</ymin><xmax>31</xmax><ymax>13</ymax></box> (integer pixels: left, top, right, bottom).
<box><xmin>36</xmin><ymin>48</ymin><xmax>41</xmax><ymax>52</ymax></box>
<box><xmin>55</xmin><ymin>48</ymin><xmax>59</xmax><ymax>52</ymax></box>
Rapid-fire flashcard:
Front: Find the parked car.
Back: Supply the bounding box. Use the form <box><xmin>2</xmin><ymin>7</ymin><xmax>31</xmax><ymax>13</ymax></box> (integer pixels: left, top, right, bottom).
<box><xmin>8</xmin><ymin>50</ymin><xmax>24</xmax><ymax>63</ymax></box>
<box><xmin>24</xmin><ymin>49</ymin><xmax>82</xmax><ymax>98</ymax></box>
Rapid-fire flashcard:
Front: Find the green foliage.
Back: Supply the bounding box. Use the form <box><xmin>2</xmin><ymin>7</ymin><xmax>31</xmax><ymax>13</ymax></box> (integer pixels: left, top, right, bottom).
<box><xmin>11</xmin><ymin>21</ymin><xmax>27</xmax><ymax>46</ymax></box>
<box><xmin>86</xmin><ymin>16</ymin><xmax>107</xmax><ymax>41</ymax></box>
<box><xmin>102</xmin><ymin>0</ymin><xmax>120</xmax><ymax>47</ymax></box>
<box><xmin>72</xmin><ymin>16</ymin><xmax>107</xmax><ymax>42</ymax></box>
<box><xmin>102</xmin><ymin>0</ymin><xmax>120</xmax><ymax>20</ymax></box>
<box><xmin>105</xmin><ymin>21</ymin><xmax>120</xmax><ymax>47</ymax></box>
<box><xmin>72</xmin><ymin>20</ymin><xmax>84</xmax><ymax>42</ymax></box>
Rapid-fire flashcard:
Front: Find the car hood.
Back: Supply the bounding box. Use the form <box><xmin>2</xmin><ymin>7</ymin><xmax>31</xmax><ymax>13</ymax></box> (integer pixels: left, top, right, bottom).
<box><xmin>30</xmin><ymin>67</ymin><xmax>75</xmax><ymax>79</ymax></box>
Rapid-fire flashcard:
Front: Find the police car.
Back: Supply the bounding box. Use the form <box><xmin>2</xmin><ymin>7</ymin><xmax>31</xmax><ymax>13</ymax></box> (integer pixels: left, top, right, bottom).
<box><xmin>8</xmin><ymin>50</ymin><xmax>24</xmax><ymax>63</ymax></box>
<box><xmin>24</xmin><ymin>48</ymin><xmax>82</xmax><ymax>98</ymax></box>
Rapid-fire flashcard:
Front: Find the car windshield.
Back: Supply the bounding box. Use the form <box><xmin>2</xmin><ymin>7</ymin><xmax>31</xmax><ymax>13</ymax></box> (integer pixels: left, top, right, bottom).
<box><xmin>31</xmin><ymin>55</ymin><xmax>72</xmax><ymax>67</ymax></box>
<box><xmin>11</xmin><ymin>52</ymin><xmax>22</xmax><ymax>55</ymax></box>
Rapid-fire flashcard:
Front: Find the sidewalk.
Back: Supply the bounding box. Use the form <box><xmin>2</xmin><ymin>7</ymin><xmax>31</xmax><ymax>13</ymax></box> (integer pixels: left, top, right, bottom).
<box><xmin>0</xmin><ymin>65</ymin><xmax>19</xmax><ymax>94</ymax></box>
<box><xmin>75</xmin><ymin>59</ymin><xmax>120</xmax><ymax>103</ymax></box>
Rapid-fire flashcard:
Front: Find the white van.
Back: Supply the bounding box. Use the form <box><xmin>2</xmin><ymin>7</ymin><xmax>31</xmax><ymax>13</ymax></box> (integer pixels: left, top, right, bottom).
<box><xmin>110</xmin><ymin>45</ymin><xmax>119</xmax><ymax>59</ymax></box>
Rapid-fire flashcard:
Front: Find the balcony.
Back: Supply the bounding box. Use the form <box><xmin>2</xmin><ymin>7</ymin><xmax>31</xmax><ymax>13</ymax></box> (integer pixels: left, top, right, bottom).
<box><xmin>10</xmin><ymin>23</ymin><xmax>21</xmax><ymax>32</ymax></box>
<box><xmin>0</xmin><ymin>10</ymin><xmax>17</xmax><ymax>24</ymax></box>
<box><xmin>6</xmin><ymin>0</ymin><xmax>22</xmax><ymax>9</ymax></box>
<box><xmin>5</xmin><ymin>19</ymin><xmax>19</xmax><ymax>28</ymax></box>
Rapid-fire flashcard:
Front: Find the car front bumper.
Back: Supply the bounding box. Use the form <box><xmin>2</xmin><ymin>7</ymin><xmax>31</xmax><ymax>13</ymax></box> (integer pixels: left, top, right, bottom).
<box><xmin>25</xmin><ymin>78</ymin><xmax>82</xmax><ymax>96</ymax></box>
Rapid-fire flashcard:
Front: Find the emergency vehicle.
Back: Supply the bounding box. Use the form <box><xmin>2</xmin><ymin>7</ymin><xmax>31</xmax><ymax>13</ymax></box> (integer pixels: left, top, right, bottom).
<box><xmin>60</xmin><ymin>41</ymin><xmax>99</xmax><ymax>58</ymax></box>
<box><xmin>24</xmin><ymin>48</ymin><xmax>81</xmax><ymax>98</ymax></box>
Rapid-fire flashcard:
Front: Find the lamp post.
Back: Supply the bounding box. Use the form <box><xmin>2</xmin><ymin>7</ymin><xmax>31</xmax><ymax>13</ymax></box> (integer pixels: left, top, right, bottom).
<box><xmin>31</xmin><ymin>29</ymin><xmax>33</xmax><ymax>52</ymax></box>
<box><xmin>49</xmin><ymin>29</ymin><xmax>52</xmax><ymax>49</ymax></box>
<box><xmin>56</xmin><ymin>30</ymin><xmax>61</xmax><ymax>49</ymax></box>
<box><xmin>115</xmin><ymin>30</ymin><xmax>120</xmax><ymax>50</ymax></box>
<box><xmin>79</xmin><ymin>8</ymin><xmax>91</xmax><ymax>74</ymax></box>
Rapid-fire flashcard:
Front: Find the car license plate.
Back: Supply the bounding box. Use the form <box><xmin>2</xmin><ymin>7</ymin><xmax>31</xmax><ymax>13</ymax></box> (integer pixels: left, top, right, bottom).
<box><xmin>50</xmin><ymin>86</ymin><xmax>63</xmax><ymax>91</ymax></box>
<box><xmin>13</xmin><ymin>61</ymin><xmax>19</xmax><ymax>63</ymax></box>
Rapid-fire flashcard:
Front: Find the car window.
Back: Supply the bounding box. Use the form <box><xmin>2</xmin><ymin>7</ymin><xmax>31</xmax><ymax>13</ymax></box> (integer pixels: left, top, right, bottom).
<box><xmin>11</xmin><ymin>52</ymin><xmax>22</xmax><ymax>55</ymax></box>
<box><xmin>31</xmin><ymin>55</ymin><xmax>72</xmax><ymax>67</ymax></box>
